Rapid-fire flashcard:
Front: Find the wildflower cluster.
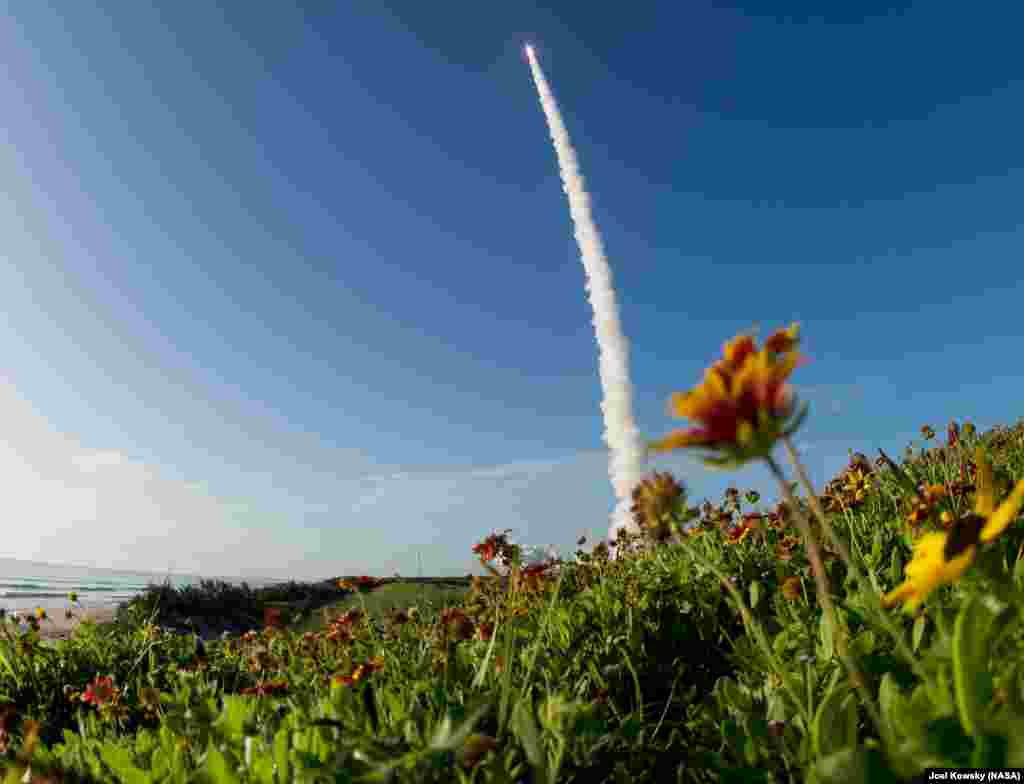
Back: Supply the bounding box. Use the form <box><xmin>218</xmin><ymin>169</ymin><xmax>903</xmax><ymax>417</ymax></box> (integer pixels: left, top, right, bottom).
<box><xmin>2</xmin><ymin>320</ymin><xmax>1024</xmax><ymax>783</ymax></box>
<box><xmin>821</xmin><ymin>452</ymin><xmax>877</xmax><ymax>513</ymax></box>
<box><xmin>71</xmin><ymin>675</ymin><xmax>130</xmax><ymax>724</ymax></box>
<box><xmin>330</xmin><ymin>656</ymin><xmax>384</xmax><ymax>688</ymax></box>
<box><xmin>882</xmin><ymin>446</ymin><xmax>1024</xmax><ymax>611</ymax></box>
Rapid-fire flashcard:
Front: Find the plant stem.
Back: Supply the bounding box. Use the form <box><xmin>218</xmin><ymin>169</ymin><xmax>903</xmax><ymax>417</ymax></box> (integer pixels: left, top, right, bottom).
<box><xmin>765</xmin><ymin>454</ymin><xmax>884</xmax><ymax>741</ymax></box>
<box><xmin>681</xmin><ymin>544</ymin><xmax>809</xmax><ymax>724</ymax></box>
<box><xmin>781</xmin><ymin>436</ymin><xmax>930</xmax><ymax>684</ymax></box>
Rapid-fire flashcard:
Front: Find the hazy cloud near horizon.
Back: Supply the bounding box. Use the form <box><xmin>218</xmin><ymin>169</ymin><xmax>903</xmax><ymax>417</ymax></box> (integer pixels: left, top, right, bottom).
<box><xmin>0</xmin><ymin>368</ymin><xmax>901</xmax><ymax>577</ymax></box>
<box><xmin>0</xmin><ymin>379</ymin><xmax>622</xmax><ymax>577</ymax></box>
<box><xmin>0</xmin><ymin>380</ymin><xmax>317</xmax><ymax>576</ymax></box>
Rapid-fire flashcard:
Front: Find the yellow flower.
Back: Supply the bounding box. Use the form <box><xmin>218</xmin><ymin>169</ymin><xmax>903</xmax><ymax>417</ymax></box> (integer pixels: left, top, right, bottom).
<box><xmin>883</xmin><ymin>447</ymin><xmax>1024</xmax><ymax>612</ymax></box>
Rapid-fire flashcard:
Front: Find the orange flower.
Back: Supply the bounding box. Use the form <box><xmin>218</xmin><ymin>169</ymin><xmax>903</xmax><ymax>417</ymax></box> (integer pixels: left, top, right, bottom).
<box><xmin>440</xmin><ymin>608</ymin><xmax>476</xmax><ymax>640</ymax></box>
<box><xmin>649</xmin><ymin>323</ymin><xmax>809</xmax><ymax>467</ymax></box>
<box><xmin>724</xmin><ymin>521</ymin><xmax>754</xmax><ymax>545</ymax></box>
<box><xmin>762</xmin><ymin>323</ymin><xmax>800</xmax><ymax>355</ymax></box>
<box><xmin>775</xmin><ymin>535</ymin><xmax>800</xmax><ymax>561</ymax></box>
<box><xmin>81</xmin><ymin>676</ymin><xmax>117</xmax><ymax>707</ymax></box>
<box><xmin>922</xmin><ymin>483</ymin><xmax>947</xmax><ymax>504</ymax></box>
<box><xmin>947</xmin><ymin>421</ymin><xmax>960</xmax><ymax>447</ymax></box>
<box><xmin>241</xmin><ymin>679</ymin><xmax>289</xmax><ymax>698</ymax></box>
<box><xmin>263</xmin><ymin>607</ymin><xmax>286</xmax><ymax>629</ymax></box>
<box><xmin>740</xmin><ymin>512</ymin><xmax>764</xmax><ymax>530</ymax></box>
<box><xmin>331</xmin><ymin>657</ymin><xmax>383</xmax><ymax>688</ymax></box>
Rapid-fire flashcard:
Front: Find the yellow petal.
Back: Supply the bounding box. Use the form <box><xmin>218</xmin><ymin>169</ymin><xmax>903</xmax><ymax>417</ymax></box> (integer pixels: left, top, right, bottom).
<box><xmin>974</xmin><ymin>447</ymin><xmax>996</xmax><ymax>517</ymax></box>
<box><xmin>730</xmin><ymin>356</ymin><xmax>760</xmax><ymax>398</ymax></box>
<box><xmin>943</xmin><ymin>545</ymin><xmax>977</xmax><ymax>582</ymax></box>
<box><xmin>723</xmin><ymin>334</ymin><xmax>756</xmax><ymax>365</ymax></box>
<box><xmin>669</xmin><ymin>391</ymin><xmax>694</xmax><ymax>418</ymax></box>
<box><xmin>705</xmin><ymin>367</ymin><xmax>730</xmax><ymax>400</ymax></box>
<box><xmin>980</xmin><ymin>478</ymin><xmax>1024</xmax><ymax>542</ymax></box>
<box><xmin>881</xmin><ymin>580</ymin><xmax>918</xmax><ymax>609</ymax></box>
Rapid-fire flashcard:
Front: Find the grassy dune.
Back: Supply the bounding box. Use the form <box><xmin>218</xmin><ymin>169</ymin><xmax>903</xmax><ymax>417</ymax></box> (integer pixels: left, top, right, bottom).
<box><xmin>285</xmin><ymin>580</ymin><xmax>472</xmax><ymax>635</ymax></box>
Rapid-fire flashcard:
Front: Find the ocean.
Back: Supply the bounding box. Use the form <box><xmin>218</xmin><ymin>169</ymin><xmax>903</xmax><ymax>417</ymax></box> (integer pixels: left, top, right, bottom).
<box><xmin>0</xmin><ymin>557</ymin><xmax>291</xmax><ymax>614</ymax></box>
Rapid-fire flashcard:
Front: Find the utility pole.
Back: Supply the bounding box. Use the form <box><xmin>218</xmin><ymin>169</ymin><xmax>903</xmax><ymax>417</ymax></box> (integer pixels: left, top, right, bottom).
<box><xmin>417</xmin><ymin>551</ymin><xmax>423</xmax><ymax>580</ymax></box>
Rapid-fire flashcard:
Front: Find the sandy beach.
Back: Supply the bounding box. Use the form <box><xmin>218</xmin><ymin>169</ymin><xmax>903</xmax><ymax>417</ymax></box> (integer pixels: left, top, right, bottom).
<box><xmin>11</xmin><ymin>606</ymin><xmax>121</xmax><ymax>642</ymax></box>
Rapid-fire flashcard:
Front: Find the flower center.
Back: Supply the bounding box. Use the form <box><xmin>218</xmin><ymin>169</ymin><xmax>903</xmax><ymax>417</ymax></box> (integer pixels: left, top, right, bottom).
<box><xmin>943</xmin><ymin>513</ymin><xmax>986</xmax><ymax>560</ymax></box>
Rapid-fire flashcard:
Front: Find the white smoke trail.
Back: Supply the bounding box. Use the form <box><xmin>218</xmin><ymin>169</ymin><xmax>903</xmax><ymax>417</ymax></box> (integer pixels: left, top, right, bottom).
<box><xmin>524</xmin><ymin>46</ymin><xmax>647</xmax><ymax>556</ymax></box>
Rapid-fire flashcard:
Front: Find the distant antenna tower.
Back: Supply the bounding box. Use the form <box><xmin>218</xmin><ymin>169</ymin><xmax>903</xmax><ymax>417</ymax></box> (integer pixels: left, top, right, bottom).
<box><xmin>417</xmin><ymin>551</ymin><xmax>423</xmax><ymax>579</ymax></box>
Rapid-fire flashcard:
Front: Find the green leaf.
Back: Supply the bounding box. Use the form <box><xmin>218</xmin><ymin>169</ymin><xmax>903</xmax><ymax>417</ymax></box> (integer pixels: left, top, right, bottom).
<box><xmin>870</xmin><ymin>529</ymin><xmax>882</xmax><ymax>562</ymax></box>
<box><xmin>215</xmin><ymin>696</ymin><xmax>255</xmax><ymax>739</ymax></box>
<box><xmin>1006</xmin><ymin>662</ymin><xmax>1024</xmax><ymax>716</ymax></box>
<box><xmin>716</xmin><ymin>676</ymin><xmax>752</xmax><ymax>714</ymax></box>
<box><xmin>512</xmin><ymin>699</ymin><xmax>548</xmax><ymax>783</ymax></box>
<box><xmin>808</xmin><ymin>747</ymin><xmax>897</xmax><ymax>784</ymax></box>
<box><xmin>251</xmin><ymin>754</ymin><xmax>275</xmax><ymax>784</ymax></box>
<box><xmin>878</xmin><ymin>673</ymin><xmax>911</xmax><ymax>745</ymax></box>
<box><xmin>820</xmin><ymin>611</ymin><xmax>835</xmax><ymax>660</ymax></box>
<box><xmin>749</xmin><ymin>581</ymin><xmax>763</xmax><ymax>610</ymax></box>
<box><xmin>971</xmin><ymin>734</ymin><xmax>1008</xmax><ymax>770</ymax></box>
<box><xmin>471</xmin><ymin>616</ymin><xmax>501</xmax><ymax>690</ymax></box>
<box><xmin>851</xmin><ymin>630</ymin><xmax>876</xmax><ymax>657</ymax></box>
<box><xmin>952</xmin><ymin>595</ymin><xmax>997</xmax><ymax>736</ymax></box>
<box><xmin>812</xmin><ymin>684</ymin><xmax>857</xmax><ymax>758</ymax></box>
<box><xmin>876</xmin><ymin>449</ymin><xmax>920</xmax><ymax>500</ymax></box>
<box><xmin>363</xmin><ymin>682</ymin><xmax>379</xmax><ymax>734</ymax></box>
<box><xmin>1013</xmin><ymin>552</ymin><xmax>1024</xmax><ymax>588</ymax></box>
<box><xmin>773</xmin><ymin>628</ymin><xmax>791</xmax><ymax>657</ymax></box>
<box><xmin>429</xmin><ymin>696</ymin><xmax>492</xmax><ymax>752</ymax></box>
<box><xmin>912</xmin><ymin>614</ymin><xmax>928</xmax><ymax>653</ymax></box>
<box><xmin>273</xmin><ymin>728</ymin><xmax>292</xmax><ymax>782</ymax></box>
<box><xmin>922</xmin><ymin>715</ymin><xmax>973</xmax><ymax>764</ymax></box>
<box><xmin>98</xmin><ymin>746</ymin><xmax>150</xmax><ymax>784</ymax></box>
<box><xmin>206</xmin><ymin>745</ymin><xmax>242</xmax><ymax>784</ymax></box>
<box><xmin>889</xmin><ymin>547</ymin><xmax>903</xmax><ymax>586</ymax></box>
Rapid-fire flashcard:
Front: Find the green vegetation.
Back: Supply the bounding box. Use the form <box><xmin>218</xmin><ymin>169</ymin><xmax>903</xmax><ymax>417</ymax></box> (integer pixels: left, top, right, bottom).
<box><xmin>1</xmin><ymin>325</ymin><xmax>1024</xmax><ymax>782</ymax></box>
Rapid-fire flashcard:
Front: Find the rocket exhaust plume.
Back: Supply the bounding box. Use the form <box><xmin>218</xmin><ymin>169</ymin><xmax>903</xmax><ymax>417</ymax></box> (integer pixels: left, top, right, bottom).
<box><xmin>524</xmin><ymin>47</ymin><xmax>647</xmax><ymax>557</ymax></box>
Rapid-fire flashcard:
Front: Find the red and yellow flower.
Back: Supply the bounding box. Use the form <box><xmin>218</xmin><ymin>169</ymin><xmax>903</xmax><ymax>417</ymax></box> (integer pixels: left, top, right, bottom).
<box><xmin>649</xmin><ymin>324</ymin><xmax>809</xmax><ymax>467</ymax></box>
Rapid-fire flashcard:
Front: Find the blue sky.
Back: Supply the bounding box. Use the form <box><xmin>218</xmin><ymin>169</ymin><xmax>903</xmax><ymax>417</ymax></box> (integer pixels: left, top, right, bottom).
<box><xmin>2</xmin><ymin>2</ymin><xmax>1023</xmax><ymax>580</ymax></box>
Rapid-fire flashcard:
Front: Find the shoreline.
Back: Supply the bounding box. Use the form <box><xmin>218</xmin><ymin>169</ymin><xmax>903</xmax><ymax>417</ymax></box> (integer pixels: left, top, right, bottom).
<box><xmin>8</xmin><ymin>606</ymin><xmax>121</xmax><ymax>642</ymax></box>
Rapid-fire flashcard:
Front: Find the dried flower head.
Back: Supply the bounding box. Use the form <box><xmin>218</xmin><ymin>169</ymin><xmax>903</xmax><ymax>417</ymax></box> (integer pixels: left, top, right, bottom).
<box><xmin>630</xmin><ymin>471</ymin><xmax>685</xmax><ymax>535</ymax></box>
